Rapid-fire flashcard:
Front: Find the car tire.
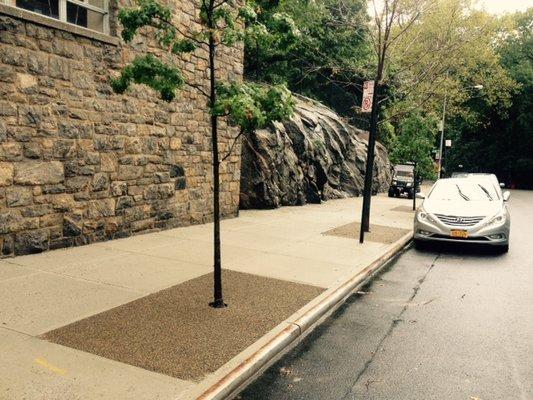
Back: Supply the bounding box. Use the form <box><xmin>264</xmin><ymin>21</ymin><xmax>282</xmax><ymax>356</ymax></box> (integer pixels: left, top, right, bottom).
<box><xmin>388</xmin><ymin>190</ymin><xmax>394</xmax><ymax>198</ymax></box>
<box><xmin>498</xmin><ymin>244</ymin><xmax>509</xmax><ymax>254</ymax></box>
<box><xmin>414</xmin><ymin>239</ymin><xmax>427</xmax><ymax>251</ymax></box>
<box><xmin>407</xmin><ymin>190</ymin><xmax>414</xmax><ymax>199</ymax></box>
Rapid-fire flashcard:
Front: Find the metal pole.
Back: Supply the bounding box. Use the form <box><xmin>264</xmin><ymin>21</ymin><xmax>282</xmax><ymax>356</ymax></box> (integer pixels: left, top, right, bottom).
<box><xmin>359</xmin><ymin>81</ymin><xmax>380</xmax><ymax>244</ymax></box>
<box><xmin>413</xmin><ymin>162</ymin><xmax>417</xmax><ymax>211</ymax></box>
<box><xmin>438</xmin><ymin>94</ymin><xmax>447</xmax><ymax>179</ymax></box>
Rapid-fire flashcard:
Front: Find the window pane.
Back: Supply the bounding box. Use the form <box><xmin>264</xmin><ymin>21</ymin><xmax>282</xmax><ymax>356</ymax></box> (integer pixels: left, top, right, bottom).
<box><xmin>16</xmin><ymin>0</ymin><xmax>59</xmax><ymax>19</ymax></box>
<box><xmin>67</xmin><ymin>1</ymin><xmax>104</xmax><ymax>32</ymax></box>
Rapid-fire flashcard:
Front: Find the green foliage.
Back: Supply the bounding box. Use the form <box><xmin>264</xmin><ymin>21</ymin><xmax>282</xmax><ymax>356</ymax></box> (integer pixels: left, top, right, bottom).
<box><xmin>110</xmin><ymin>54</ymin><xmax>184</xmax><ymax>101</ymax></box>
<box><xmin>388</xmin><ymin>113</ymin><xmax>437</xmax><ymax>179</ymax></box>
<box><xmin>214</xmin><ymin>83</ymin><xmax>295</xmax><ymax>133</ymax></box>
<box><xmin>111</xmin><ymin>0</ymin><xmax>296</xmax><ymax>134</ymax></box>
<box><xmin>444</xmin><ymin>8</ymin><xmax>533</xmax><ymax>187</ymax></box>
<box><xmin>245</xmin><ymin>0</ymin><xmax>372</xmax><ymax>117</ymax></box>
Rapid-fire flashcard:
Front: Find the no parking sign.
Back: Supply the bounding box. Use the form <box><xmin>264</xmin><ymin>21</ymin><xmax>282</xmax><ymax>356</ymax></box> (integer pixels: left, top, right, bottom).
<box><xmin>361</xmin><ymin>81</ymin><xmax>374</xmax><ymax>113</ymax></box>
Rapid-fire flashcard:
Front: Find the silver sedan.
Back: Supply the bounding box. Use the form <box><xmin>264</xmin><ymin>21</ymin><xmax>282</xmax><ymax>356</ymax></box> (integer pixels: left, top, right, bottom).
<box><xmin>414</xmin><ymin>178</ymin><xmax>511</xmax><ymax>252</ymax></box>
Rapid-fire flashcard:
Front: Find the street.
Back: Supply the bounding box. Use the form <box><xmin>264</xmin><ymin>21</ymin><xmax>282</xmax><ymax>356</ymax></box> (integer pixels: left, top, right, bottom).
<box><xmin>239</xmin><ymin>190</ymin><xmax>533</xmax><ymax>400</ymax></box>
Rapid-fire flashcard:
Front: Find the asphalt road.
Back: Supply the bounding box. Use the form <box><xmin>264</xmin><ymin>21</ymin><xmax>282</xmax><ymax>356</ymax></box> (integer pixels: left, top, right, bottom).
<box><xmin>238</xmin><ymin>190</ymin><xmax>533</xmax><ymax>400</ymax></box>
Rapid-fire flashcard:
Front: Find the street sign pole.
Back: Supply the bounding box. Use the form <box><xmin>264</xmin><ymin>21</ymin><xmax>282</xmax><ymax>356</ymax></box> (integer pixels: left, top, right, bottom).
<box><xmin>359</xmin><ymin>80</ymin><xmax>379</xmax><ymax>244</ymax></box>
<box><xmin>438</xmin><ymin>94</ymin><xmax>447</xmax><ymax>179</ymax></box>
<box><xmin>413</xmin><ymin>161</ymin><xmax>418</xmax><ymax>211</ymax></box>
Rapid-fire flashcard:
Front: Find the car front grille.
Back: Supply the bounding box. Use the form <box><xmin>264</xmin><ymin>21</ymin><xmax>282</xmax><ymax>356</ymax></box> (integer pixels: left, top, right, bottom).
<box><xmin>434</xmin><ymin>214</ymin><xmax>485</xmax><ymax>227</ymax></box>
<box><xmin>431</xmin><ymin>234</ymin><xmax>490</xmax><ymax>241</ymax></box>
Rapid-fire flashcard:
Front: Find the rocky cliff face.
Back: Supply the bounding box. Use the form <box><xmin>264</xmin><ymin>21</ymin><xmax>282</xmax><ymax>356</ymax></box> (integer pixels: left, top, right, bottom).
<box><xmin>240</xmin><ymin>97</ymin><xmax>392</xmax><ymax>209</ymax></box>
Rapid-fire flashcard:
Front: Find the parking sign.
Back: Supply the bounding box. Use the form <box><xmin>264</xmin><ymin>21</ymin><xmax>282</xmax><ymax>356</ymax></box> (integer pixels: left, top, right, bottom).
<box><xmin>361</xmin><ymin>81</ymin><xmax>374</xmax><ymax>113</ymax></box>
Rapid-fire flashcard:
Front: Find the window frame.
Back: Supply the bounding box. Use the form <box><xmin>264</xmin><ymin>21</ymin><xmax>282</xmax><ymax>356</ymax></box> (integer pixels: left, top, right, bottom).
<box><xmin>1</xmin><ymin>0</ymin><xmax>109</xmax><ymax>34</ymax></box>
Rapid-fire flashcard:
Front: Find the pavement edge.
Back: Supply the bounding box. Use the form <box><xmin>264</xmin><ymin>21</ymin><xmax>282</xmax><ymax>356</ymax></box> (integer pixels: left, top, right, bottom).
<box><xmin>193</xmin><ymin>232</ymin><xmax>413</xmax><ymax>400</ymax></box>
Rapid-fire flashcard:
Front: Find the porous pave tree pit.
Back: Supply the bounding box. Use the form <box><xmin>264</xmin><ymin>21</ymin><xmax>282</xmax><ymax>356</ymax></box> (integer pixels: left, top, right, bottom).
<box><xmin>324</xmin><ymin>222</ymin><xmax>410</xmax><ymax>244</ymax></box>
<box><xmin>42</xmin><ymin>270</ymin><xmax>323</xmax><ymax>381</ymax></box>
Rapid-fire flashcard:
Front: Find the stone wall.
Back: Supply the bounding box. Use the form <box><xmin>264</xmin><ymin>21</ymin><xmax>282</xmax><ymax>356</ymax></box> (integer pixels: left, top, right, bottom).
<box><xmin>0</xmin><ymin>2</ymin><xmax>243</xmax><ymax>256</ymax></box>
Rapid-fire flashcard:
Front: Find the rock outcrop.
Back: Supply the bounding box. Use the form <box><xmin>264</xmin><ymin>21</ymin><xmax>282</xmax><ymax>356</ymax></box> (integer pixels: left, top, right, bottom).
<box><xmin>240</xmin><ymin>96</ymin><xmax>392</xmax><ymax>209</ymax></box>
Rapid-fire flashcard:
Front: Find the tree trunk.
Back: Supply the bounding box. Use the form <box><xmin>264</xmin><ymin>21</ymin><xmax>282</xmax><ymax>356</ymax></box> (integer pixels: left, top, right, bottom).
<box><xmin>208</xmin><ymin>1</ymin><xmax>225</xmax><ymax>308</ymax></box>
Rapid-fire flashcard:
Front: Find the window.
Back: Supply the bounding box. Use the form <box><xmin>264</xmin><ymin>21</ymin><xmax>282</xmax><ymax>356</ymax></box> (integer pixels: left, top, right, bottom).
<box><xmin>3</xmin><ymin>0</ymin><xmax>109</xmax><ymax>33</ymax></box>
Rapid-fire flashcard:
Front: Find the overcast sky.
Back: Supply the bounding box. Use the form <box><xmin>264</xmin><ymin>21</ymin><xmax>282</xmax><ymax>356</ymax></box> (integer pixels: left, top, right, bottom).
<box><xmin>368</xmin><ymin>1</ymin><xmax>532</xmax><ymax>15</ymax></box>
<box><xmin>477</xmin><ymin>0</ymin><xmax>532</xmax><ymax>14</ymax></box>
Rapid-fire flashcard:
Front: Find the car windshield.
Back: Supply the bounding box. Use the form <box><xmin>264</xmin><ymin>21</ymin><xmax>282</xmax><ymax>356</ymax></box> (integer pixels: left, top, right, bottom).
<box><xmin>428</xmin><ymin>180</ymin><xmax>496</xmax><ymax>201</ymax></box>
<box><xmin>394</xmin><ymin>170</ymin><xmax>414</xmax><ymax>179</ymax></box>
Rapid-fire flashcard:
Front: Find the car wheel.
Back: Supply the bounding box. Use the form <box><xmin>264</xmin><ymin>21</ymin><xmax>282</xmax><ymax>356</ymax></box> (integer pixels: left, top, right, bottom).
<box><xmin>407</xmin><ymin>190</ymin><xmax>414</xmax><ymax>199</ymax></box>
<box><xmin>414</xmin><ymin>239</ymin><xmax>427</xmax><ymax>251</ymax></box>
<box><xmin>498</xmin><ymin>244</ymin><xmax>509</xmax><ymax>254</ymax></box>
<box><xmin>388</xmin><ymin>190</ymin><xmax>394</xmax><ymax>197</ymax></box>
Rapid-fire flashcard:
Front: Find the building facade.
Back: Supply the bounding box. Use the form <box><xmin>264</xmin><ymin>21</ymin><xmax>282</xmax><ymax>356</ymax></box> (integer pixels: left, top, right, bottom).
<box><xmin>0</xmin><ymin>0</ymin><xmax>243</xmax><ymax>256</ymax></box>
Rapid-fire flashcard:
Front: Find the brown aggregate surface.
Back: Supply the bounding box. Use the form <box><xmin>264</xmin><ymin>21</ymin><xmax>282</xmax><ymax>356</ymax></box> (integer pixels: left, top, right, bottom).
<box><xmin>42</xmin><ymin>270</ymin><xmax>323</xmax><ymax>381</ymax></box>
<box><xmin>391</xmin><ymin>205</ymin><xmax>416</xmax><ymax>213</ymax></box>
<box><xmin>324</xmin><ymin>222</ymin><xmax>410</xmax><ymax>244</ymax></box>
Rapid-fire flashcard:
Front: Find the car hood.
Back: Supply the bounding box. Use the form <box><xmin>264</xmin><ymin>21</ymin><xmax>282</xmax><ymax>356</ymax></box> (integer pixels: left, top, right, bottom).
<box><xmin>422</xmin><ymin>199</ymin><xmax>502</xmax><ymax>217</ymax></box>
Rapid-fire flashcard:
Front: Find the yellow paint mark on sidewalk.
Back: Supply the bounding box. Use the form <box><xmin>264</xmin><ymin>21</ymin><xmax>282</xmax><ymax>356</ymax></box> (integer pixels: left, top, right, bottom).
<box><xmin>34</xmin><ymin>357</ymin><xmax>67</xmax><ymax>376</ymax></box>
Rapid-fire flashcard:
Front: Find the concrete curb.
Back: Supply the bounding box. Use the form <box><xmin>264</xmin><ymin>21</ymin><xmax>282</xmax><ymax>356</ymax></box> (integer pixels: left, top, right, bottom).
<box><xmin>195</xmin><ymin>232</ymin><xmax>413</xmax><ymax>400</ymax></box>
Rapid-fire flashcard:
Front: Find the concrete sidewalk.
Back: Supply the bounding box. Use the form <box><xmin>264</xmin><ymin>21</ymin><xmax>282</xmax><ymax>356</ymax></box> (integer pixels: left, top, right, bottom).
<box><xmin>0</xmin><ymin>193</ymin><xmax>415</xmax><ymax>400</ymax></box>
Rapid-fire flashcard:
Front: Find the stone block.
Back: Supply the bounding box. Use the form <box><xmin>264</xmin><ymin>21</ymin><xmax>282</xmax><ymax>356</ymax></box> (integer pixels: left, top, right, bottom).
<box><xmin>116</xmin><ymin>195</ymin><xmax>134</xmax><ymax>210</ymax></box>
<box><xmin>87</xmin><ymin>198</ymin><xmax>115</xmax><ymax>219</ymax></box>
<box><xmin>118</xmin><ymin>165</ymin><xmax>144</xmax><ymax>180</ymax></box>
<box><xmin>110</xmin><ymin>181</ymin><xmax>127</xmax><ymax>196</ymax></box>
<box><xmin>0</xmin><ymin>162</ymin><xmax>14</xmax><ymax>186</ymax></box>
<box><xmin>14</xmin><ymin>229</ymin><xmax>49</xmax><ymax>254</ymax></box>
<box><xmin>6</xmin><ymin>187</ymin><xmax>32</xmax><ymax>207</ymax></box>
<box><xmin>0</xmin><ymin>210</ymin><xmax>23</xmax><ymax>234</ymax></box>
<box><xmin>14</xmin><ymin>161</ymin><xmax>64</xmax><ymax>185</ymax></box>
<box><xmin>0</xmin><ymin>101</ymin><xmax>17</xmax><ymax>116</ymax></box>
<box><xmin>23</xmin><ymin>142</ymin><xmax>41</xmax><ymax>159</ymax></box>
<box><xmin>63</xmin><ymin>213</ymin><xmax>83</xmax><ymax>237</ymax></box>
<box><xmin>92</xmin><ymin>173</ymin><xmax>109</xmax><ymax>191</ymax></box>
<box><xmin>100</xmin><ymin>153</ymin><xmax>118</xmax><ymax>172</ymax></box>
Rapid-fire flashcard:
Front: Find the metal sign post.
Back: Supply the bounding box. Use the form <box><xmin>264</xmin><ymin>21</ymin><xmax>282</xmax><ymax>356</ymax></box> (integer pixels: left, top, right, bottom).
<box><xmin>413</xmin><ymin>161</ymin><xmax>418</xmax><ymax>211</ymax></box>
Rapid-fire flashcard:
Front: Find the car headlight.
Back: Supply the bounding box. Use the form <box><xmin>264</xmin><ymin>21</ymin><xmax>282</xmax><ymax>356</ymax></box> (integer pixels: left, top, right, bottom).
<box><xmin>392</xmin><ymin>180</ymin><xmax>397</xmax><ymax>185</ymax></box>
<box><xmin>484</xmin><ymin>212</ymin><xmax>506</xmax><ymax>228</ymax></box>
<box><xmin>406</xmin><ymin>182</ymin><xmax>412</xmax><ymax>187</ymax></box>
<box><xmin>417</xmin><ymin>208</ymin><xmax>436</xmax><ymax>224</ymax></box>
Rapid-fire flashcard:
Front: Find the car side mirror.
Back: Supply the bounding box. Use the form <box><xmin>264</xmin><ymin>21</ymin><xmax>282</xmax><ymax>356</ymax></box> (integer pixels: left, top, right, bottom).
<box><xmin>416</xmin><ymin>192</ymin><xmax>426</xmax><ymax>199</ymax></box>
<box><xmin>503</xmin><ymin>191</ymin><xmax>511</xmax><ymax>202</ymax></box>
<box><xmin>499</xmin><ymin>182</ymin><xmax>505</xmax><ymax>188</ymax></box>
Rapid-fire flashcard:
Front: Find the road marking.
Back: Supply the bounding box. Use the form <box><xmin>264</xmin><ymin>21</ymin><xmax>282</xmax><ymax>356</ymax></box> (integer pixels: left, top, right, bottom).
<box><xmin>34</xmin><ymin>357</ymin><xmax>67</xmax><ymax>376</ymax></box>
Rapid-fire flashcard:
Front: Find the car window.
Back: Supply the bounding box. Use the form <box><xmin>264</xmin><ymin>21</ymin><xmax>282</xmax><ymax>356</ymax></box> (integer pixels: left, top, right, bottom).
<box><xmin>428</xmin><ymin>181</ymin><xmax>495</xmax><ymax>201</ymax></box>
<box><xmin>394</xmin><ymin>171</ymin><xmax>414</xmax><ymax>178</ymax></box>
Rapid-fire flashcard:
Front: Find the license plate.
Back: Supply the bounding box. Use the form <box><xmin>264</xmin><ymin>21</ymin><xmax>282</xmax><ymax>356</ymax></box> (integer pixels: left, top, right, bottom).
<box><xmin>450</xmin><ymin>230</ymin><xmax>468</xmax><ymax>238</ymax></box>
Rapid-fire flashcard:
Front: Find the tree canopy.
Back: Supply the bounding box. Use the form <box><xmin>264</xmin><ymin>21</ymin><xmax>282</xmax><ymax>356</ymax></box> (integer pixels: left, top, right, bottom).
<box><xmin>246</xmin><ymin>0</ymin><xmax>531</xmax><ymax>183</ymax></box>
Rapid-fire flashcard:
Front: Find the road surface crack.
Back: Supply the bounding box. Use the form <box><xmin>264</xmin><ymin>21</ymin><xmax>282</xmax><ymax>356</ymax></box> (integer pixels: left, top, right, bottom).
<box><xmin>342</xmin><ymin>254</ymin><xmax>441</xmax><ymax>399</ymax></box>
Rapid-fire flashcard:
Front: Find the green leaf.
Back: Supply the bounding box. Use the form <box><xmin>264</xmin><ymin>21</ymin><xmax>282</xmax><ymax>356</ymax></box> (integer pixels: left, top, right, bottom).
<box><xmin>110</xmin><ymin>54</ymin><xmax>184</xmax><ymax>102</ymax></box>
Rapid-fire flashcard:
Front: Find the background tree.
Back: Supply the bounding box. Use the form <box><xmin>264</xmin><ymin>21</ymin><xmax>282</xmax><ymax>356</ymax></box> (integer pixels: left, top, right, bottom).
<box><xmin>388</xmin><ymin>113</ymin><xmax>437</xmax><ymax>178</ymax></box>
<box><xmin>245</xmin><ymin>0</ymin><xmax>372</xmax><ymax>121</ymax></box>
<box><xmin>445</xmin><ymin>8</ymin><xmax>532</xmax><ymax>187</ymax></box>
<box><xmin>111</xmin><ymin>0</ymin><xmax>295</xmax><ymax>307</ymax></box>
